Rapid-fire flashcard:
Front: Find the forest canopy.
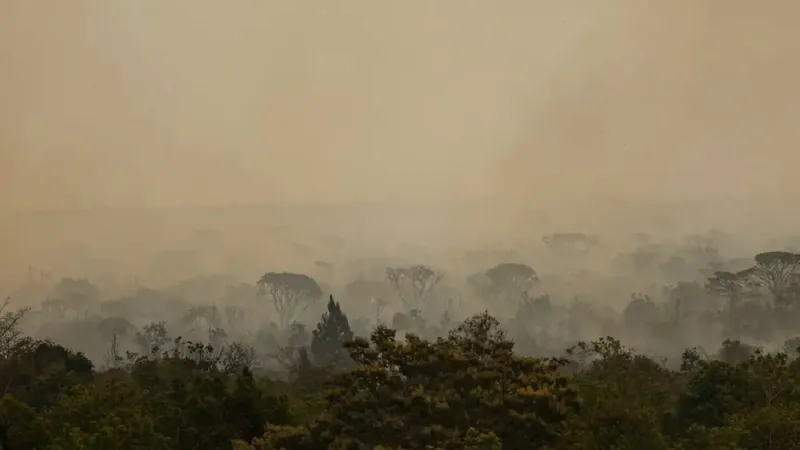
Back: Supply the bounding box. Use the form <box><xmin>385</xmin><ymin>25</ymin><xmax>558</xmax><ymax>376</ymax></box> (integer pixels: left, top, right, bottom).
<box><xmin>2</xmin><ymin>246</ymin><xmax>800</xmax><ymax>449</ymax></box>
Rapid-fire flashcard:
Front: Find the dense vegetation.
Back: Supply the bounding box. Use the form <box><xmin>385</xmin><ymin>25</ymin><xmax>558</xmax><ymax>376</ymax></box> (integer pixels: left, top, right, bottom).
<box><xmin>3</xmin><ymin>243</ymin><xmax>800</xmax><ymax>449</ymax></box>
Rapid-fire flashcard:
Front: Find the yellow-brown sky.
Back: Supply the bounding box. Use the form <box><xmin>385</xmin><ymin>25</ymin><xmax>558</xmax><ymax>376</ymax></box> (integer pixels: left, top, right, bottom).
<box><xmin>1</xmin><ymin>1</ymin><xmax>799</xmax><ymax>211</ymax></box>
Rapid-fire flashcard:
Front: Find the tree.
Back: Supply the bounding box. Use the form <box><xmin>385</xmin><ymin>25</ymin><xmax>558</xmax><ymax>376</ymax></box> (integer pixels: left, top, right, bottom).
<box><xmin>752</xmin><ymin>251</ymin><xmax>800</xmax><ymax>306</ymax></box>
<box><xmin>0</xmin><ymin>338</ymin><xmax>94</xmax><ymax>409</ymax></box>
<box><xmin>37</xmin><ymin>379</ymin><xmax>171</xmax><ymax>450</ymax></box>
<box><xmin>385</xmin><ymin>265</ymin><xmax>443</xmax><ymax>313</ymax></box>
<box><xmin>677</xmin><ymin>356</ymin><xmax>752</xmax><ymax>429</ymax></box>
<box><xmin>674</xmin><ymin>347</ymin><xmax>800</xmax><ymax>449</ymax></box>
<box><xmin>0</xmin><ymin>297</ymin><xmax>29</xmax><ymax>358</ymax></box>
<box><xmin>264</xmin><ymin>311</ymin><xmax>580</xmax><ymax>449</ymax></box>
<box><xmin>45</xmin><ymin>277</ymin><xmax>99</xmax><ymax>318</ymax></box>
<box><xmin>623</xmin><ymin>293</ymin><xmax>660</xmax><ymax>331</ymax></box>
<box><xmin>565</xmin><ymin>337</ymin><xmax>678</xmax><ymax>449</ymax></box>
<box><xmin>310</xmin><ymin>295</ymin><xmax>353</xmax><ymax>367</ymax></box>
<box><xmin>469</xmin><ymin>263</ymin><xmax>539</xmax><ymax>305</ymax></box>
<box><xmin>135</xmin><ymin>321</ymin><xmax>170</xmax><ymax>356</ymax></box>
<box><xmin>0</xmin><ymin>395</ymin><xmax>44</xmax><ymax>450</ymax></box>
<box><xmin>447</xmin><ymin>310</ymin><xmax>511</xmax><ymax>359</ymax></box>
<box><xmin>181</xmin><ymin>305</ymin><xmax>224</xmax><ymax>332</ymax></box>
<box><xmin>257</xmin><ymin>272</ymin><xmax>323</xmax><ymax>330</ymax></box>
<box><xmin>705</xmin><ymin>269</ymin><xmax>759</xmax><ymax>309</ymax></box>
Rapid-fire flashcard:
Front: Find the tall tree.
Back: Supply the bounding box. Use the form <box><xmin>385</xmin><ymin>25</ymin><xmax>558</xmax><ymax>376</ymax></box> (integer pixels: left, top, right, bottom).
<box><xmin>310</xmin><ymin>295</ymin><xmax>354</xmax><ymax>367</ymax></box>
<box><xmin>468</xmin><ymin>263</ymin><xmax>539</xmax><ymax>305</ymax></box>
<box><xmin>385</xmin><ymin>265</ymin><xmax>443</xmax><ymax>313</ymax></box>
<box><xmin>753</xmin><ymin>251</ymin><xmax>800</xmax><ymax>307</ymax></box>
<box><xmin>257</xmin><ymin>272</ymin><xmax>323</xmax><ymax>330</ymax></box>
<box><xmin>705</xmin><ymin>269</ymin><xmax>759</xmax><ymax>309</ymax></box>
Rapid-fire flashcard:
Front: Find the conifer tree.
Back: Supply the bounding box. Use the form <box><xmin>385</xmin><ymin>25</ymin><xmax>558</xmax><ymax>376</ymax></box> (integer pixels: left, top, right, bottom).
<box><xmin>310</xmin><ymin>295</ymin><xmax>354</xmax><ymax>367</ymax></box>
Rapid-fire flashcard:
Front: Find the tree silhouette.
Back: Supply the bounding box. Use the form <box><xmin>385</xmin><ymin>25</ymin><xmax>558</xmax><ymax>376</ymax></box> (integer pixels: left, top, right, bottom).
<box><xmin>469</xmin><ymin>262</ymin><xmax>539</xmax><ymax>305</ymax></box>
<box><xmin>257</xmin><ymin>272</ymin><xmax>323</xmax><ymax>330</ymax></box>
<box><xmin>310</xmin><ymin>295</ymin><xmax>354</xmax><ymax>367</ymax></box>
<box><xmin>385</xmin><ymin>265</ymin><xmax>442</xmax><ymax>313</ymax></box>
<box><xmin>753</xmin><ymin>251</ymin><xmax>800</xmax><ymax>306</ymax></box>
<box><xmin>705</xmin><ymin>269</ymin><xmax>759</xmax><ymax>309</ymax></box>
<box><xmin>0</xmin><ymin>298</ymin><xmax>29</xmax><ymax>358</ymax></box>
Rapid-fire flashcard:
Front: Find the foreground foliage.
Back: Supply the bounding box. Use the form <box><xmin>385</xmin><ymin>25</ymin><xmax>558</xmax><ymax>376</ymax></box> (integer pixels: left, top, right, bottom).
<box><xmin>3</xmin><ymin>299</ymin><xmax>800</xmax><ymax>450</ymax></box>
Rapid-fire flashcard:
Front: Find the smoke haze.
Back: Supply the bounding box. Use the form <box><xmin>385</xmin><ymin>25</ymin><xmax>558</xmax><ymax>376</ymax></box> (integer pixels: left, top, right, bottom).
<box><xmin>4</xmin><ymin>1</ymin><xmax>800</xmax><ymax>378</ymax></box>
<box><xmin>3</xmin><ymin>1</ymin><xmax>797</xmax><ymax>211</ymax></box>
<box><xmin>2</xmin><ymin>1</ymin><xmax>800</xmax><ymax>287</ymax></box>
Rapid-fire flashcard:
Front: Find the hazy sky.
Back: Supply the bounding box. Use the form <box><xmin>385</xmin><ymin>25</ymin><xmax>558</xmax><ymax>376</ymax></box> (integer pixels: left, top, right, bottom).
<box><xmin>2</xmin><ymin>1</ymin><xmax>799</xmax><ymax>211</ymax></box>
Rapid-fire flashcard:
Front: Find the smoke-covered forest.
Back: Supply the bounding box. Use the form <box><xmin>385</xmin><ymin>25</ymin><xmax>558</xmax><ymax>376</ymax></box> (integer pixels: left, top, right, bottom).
<box><xmin>3</xmin><ymin>219</ymin><xmax>800</xmax><ymax>449</ymax></box>
<box><xmin>4</xmin><ymin>1</ymin><xmax>800</xmax><ymax>449</ymax></box>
